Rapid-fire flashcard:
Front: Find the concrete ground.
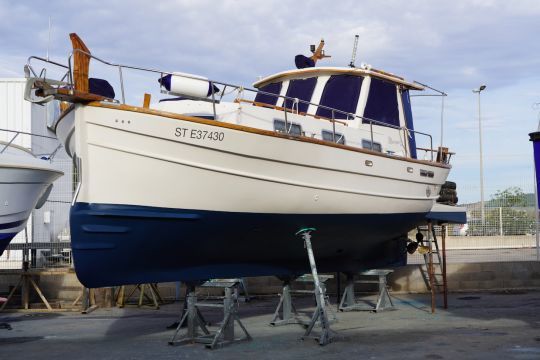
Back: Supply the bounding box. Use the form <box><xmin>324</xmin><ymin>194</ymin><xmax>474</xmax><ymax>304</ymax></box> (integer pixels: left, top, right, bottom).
<box><xmin>0</xmin><ymin>291</ymin><xmax>539</xmax><ymax>360</ymax></box>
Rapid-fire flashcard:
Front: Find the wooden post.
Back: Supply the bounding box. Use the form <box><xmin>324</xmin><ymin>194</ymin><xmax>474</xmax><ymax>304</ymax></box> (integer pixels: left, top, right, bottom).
<box><xmin>22</xmin><ymin>275</ymin><xmax>30</xmax><ymax>310</ymax></box>
<box><xmin>442</xmin><ymin>225</ymin><xmax>448</xmax><ymax>309</ymax></box>
<box><xmin>69</xmin><ymin>33</ymin><xmax>91</xmax><ymax>93</ymax></box>
<box><xmin>143</xmin><ymin>93</ymin><xmax>151</xmax><ymax>108</ymax></box>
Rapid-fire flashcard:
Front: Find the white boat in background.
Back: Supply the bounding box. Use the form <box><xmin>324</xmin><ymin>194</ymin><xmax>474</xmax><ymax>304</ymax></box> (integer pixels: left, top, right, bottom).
<box><xmin>0</xmin><ymin>130</ymin><xmax>64</xmax><ymax>254</ymax></box>
<box><xmin>24</xmin><ymin>34</ymin><xmax>453</xmax><ymax>287</ymax></box>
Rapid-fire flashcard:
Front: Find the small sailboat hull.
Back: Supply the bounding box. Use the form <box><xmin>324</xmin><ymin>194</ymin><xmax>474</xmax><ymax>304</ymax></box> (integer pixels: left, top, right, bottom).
<box><xmin>0</xmin><ymin>151</ymin><xmax>63</xmax><ymax>255</ymax></box>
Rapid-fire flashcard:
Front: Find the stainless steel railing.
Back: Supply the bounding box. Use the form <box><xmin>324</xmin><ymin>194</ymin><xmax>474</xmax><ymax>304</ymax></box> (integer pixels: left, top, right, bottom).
<box><xmin>26</xmin><ymin>51</ymin><xmax>435</xmax><ymax>161</ymax></box>
<box><xmin>0</xmin><ymin>128</ymin><xmax>62</xmax><ymax>160</ymax></box>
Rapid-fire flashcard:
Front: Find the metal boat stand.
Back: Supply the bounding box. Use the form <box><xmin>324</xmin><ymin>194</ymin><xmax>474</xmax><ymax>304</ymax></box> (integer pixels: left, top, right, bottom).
<box><xmin>339</xmin><ymin>269</ymin><xmax>395</xmax><ymax>312</ymax></box>
<box><xmin>169</xmin><ymin>279</ymin><xmax>252</xmax><ymax>349</ymax></box>
<box><xmin>295</xmin><ymin>228</ymin><xmax>336</xmax><ymax>346</ymax></box>
<box><xmin>270</xmin><ymin>274</ymin><xmax>336</xmax><ymax>327</ymax></box>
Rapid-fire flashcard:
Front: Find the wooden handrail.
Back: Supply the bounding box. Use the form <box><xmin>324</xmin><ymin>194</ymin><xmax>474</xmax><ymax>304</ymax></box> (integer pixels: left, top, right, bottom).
<box><xmin>235</xmin><ymin>98</ymin><xmax>348</xmax><ymax>126</ymax></box>
<box><xmin>69</xmin><ymin>33</ymin><xmax>91</xmax><ymax>93</ymax></box>
<box><xmin>417</xmin><ymin>146</ymin><xmax>455</xmax><ymax>155</ymax></box>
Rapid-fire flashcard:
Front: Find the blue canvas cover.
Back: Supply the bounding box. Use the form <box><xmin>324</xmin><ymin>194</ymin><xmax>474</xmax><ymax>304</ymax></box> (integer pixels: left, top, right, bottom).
<box><xmin>284</xmin><ymin>77</ymin><xmax>317</xmax><ymax>113</ymax></box>
<box><xmin>316</xmin><ymin>75</ymin><xmax>363</xmax><ymax>119</ymax></box>
<box><xmin>363</xmin><ymin>78</ymin><xmax>400</xmax><ymax>127</ymax></box>
<box><xmin>254</xmin><ymin>82</ymin><xmax>282</xmax><ymax>106</ymax></box>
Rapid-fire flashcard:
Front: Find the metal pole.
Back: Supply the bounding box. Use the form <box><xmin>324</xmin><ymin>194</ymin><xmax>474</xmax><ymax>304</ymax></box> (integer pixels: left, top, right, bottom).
<box><xmin>442</xmin><ymin>225</ymin><xmax>448</xmax><ymax>309</ymax></box>
<box><xmin>477</xmin><ymin>90</ymin><xmax>485</xmax><ymax>230</ymax></box>
<box><xmin>499</xmin><ymin>207</ymin><xmax>503</xmax><ymax>236</ymax></box>
<box><xmin>428</xmin><ymin>222</ymin><xmax>436</xmax><ymax>314</ymax></box>
<box><xmin>535</xmin><ymin>167</ymin><xmax>540</xmax><ymax>261</ymax></box>
<box><xmin>210</xmin><ymin>81</ymin><xmax>217</xmax><ymax>119</ymax></box>
<box><xmin>370</xmin><ymin>121</ymin><xmax>374</xmax><ymax>150</ymax></box>
<box><xmin>440</xmin><ymin>95</ymin><xmax>445</xmax><ymax>150</ymax></box>
<box><xmin>336</xmin><ymin>272</ymin><xmax>340</xmax><ymax>310</ymax></box>
<box><xmin>118</xmin><ymin>66</ymin><xmax>126</xmax><ymax>104</ymax></box>
<box><xmin>332</xmin><ymin>111</ymin><xmax>336</xmax><ymax>142</ymax></box>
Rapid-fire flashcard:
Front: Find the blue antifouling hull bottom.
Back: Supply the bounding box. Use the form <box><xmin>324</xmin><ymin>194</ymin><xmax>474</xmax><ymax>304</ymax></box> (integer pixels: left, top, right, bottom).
<box><xmin>70</xmin><ymin>202</ymin><xmax>428</xmax><ymax>288</ymax></box>
<box><xmin>0</xmin><ymin>233</ymin><xmax>17</xmax><ymax>255</ymax></box>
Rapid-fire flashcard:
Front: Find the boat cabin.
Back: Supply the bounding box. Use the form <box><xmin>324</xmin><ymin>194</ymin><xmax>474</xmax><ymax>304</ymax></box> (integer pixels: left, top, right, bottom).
<box><xmin>248</xmin><ymin>66</ymin><xmax>424</xmax><ymax>159</ymax></box>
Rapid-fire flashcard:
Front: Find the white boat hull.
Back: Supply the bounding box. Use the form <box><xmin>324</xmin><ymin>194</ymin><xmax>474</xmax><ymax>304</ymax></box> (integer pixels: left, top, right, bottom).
<box><xmin>0</xmin><ymin>152</ymin><xmax>63</xmax><ymax>253</ymax></box>
<box><xmin>59</xmin><ymin>105</ymin><xmax>448</xmax><ymax>215</ymax></box>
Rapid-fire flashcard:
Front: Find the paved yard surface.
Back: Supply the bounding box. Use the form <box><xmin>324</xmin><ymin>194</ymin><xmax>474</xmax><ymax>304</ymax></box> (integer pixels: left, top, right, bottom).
<box><xmin>1</xmin><ymin>291</ymin><xmax>539</xmax><ymax>359</ymax></box>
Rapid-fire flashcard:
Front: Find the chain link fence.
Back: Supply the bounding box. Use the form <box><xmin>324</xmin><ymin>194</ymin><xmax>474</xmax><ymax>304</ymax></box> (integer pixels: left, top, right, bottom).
<box><xmin>409</xmin><ymin>182</ymin><xmax>539</xmax><ymax>264</ymax></box>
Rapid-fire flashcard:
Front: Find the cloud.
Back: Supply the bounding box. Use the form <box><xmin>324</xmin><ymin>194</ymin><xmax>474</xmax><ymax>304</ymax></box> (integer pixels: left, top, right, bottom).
<box><xmin>1</xmin><ymin>0</ymin><xmax>539</xmax><ymax>197</ymax></box>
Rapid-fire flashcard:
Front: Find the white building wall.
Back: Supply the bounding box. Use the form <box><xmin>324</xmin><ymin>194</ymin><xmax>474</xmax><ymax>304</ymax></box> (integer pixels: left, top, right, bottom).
<box><xmin>0</xmin><ymin>78</ymin><xmax>31</xmax><ymax>147</ymax></box>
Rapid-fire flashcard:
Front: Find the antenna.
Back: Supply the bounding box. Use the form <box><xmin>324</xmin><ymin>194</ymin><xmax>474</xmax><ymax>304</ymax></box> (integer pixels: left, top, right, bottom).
<box><xmin>349</xmin><ymin>35</ymin><xmax>359</xmax><ymax>68</ymax></box>
<box><xmin>46</xmin><ymin>17</ymin><xmax>51</xmax><ymax>61</ymax></box>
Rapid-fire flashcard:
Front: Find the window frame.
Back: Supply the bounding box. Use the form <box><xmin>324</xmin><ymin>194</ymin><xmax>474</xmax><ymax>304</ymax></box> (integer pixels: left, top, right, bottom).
<box><xmin>273</xmin><ymin>119</ymin><xmax>303</xmax><ymax>137</ymax></box>
<box><xmin>361</xmin><ymin>139</ymin><xmax>382</xmax><ymax>152</ymax></box>
<box><xmin>321</xmin><ymin>130</ymin><xmax>346</xmax><ymax>145</ymax></box>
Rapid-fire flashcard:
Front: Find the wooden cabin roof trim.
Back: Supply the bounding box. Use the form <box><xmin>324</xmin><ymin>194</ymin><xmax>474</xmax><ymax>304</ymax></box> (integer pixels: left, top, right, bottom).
<box><xmin>253</xmin><ymin>67</ymin><xmax>424</xmax><ymax>91</ymax></box>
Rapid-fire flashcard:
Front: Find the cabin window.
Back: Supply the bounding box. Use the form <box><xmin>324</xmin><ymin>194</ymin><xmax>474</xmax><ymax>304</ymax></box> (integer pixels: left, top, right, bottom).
<box><xmin>363</xmin><ymin>78</ymin><xmax>400</xmax><ymax>127</ymax></box>
<box><xmin>273</xmin><ymin>119</ymin><xmax>302</xmax><ymax>136</ymax></box>
<box><xmin>321</xmin><ymin>130</ymin><xmax>345</xmax><ymax>145</ymax></box>
<box><xmin>254</xmin><ymin>82</ymin><xmax>282</xmax><ymax>106</ymax></box>
<box><xmin>284</xmin><ymin>77</ymin><xmax>317</xmax><ymax>113</ymax></box>
<box><xmin>316</xmin><ymin>75</ymin><xmax>363</xmax><ymax>119</ymax></box>
<box><xmin>362</xmin><ymin>139</ymin><xmax>382</xmax><ymax>152</ymax></box>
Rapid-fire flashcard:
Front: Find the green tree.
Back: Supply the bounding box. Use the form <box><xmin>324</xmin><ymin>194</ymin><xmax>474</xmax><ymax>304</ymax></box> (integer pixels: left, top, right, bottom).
<box><xmin>490</xmin><ymin>187</ymin><xmax>528</xmax><ymax>207</ymax></box>
<box><xmin>468</xmin><ymin>187</ymin><xmax>535</xmax><ymax>235</ymax></box>
<box><xmin>487</xmin><ymin>187</ymin><xmax>535</xmax><ymax>235</ymax></box>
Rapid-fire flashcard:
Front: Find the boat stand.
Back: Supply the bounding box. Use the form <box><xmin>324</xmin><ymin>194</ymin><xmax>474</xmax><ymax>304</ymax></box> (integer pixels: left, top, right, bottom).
<box><xmin>116</xmin><ymin>283</ymin><xmax>163</xmax><ymax>309</ymax></box>
<box><xmin>270</xmin><ymin>274</ymin><xmax>335</xmax><ymax>327</ymax></box>
<box><xmin>72</xmin><ymin>287</ymin><xmax>98</xmax><ymax>314</ymax></box>
<box><xmin>295</xmin><ymin>228</ymin><xmax>336</xmax><ymax>346</ymax></box>
<box><xmin>0</xmin><ymin>229</ymin><xmax>52</xmax><ymax>312</ymax></box>
<box><xmin>0</xmin><ymin>297</ymin><xmax>10</xmax><ymax>329</ymax></box>
<box><xmin>339</xmin><ymin>269</ymin><xmax>394</xmax><ymax>312</ymax></box>
<box><xmin>169</xmin><ymin>279</ymin><xmax>252</xmax><ymax>349</ymax></box>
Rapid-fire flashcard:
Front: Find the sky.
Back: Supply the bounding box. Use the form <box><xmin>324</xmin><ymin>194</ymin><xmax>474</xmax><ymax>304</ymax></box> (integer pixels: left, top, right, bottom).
<box><xmin>1</xmin><ymin>0</ymin><xmax>539</xmax><ymax>203</ymax></box>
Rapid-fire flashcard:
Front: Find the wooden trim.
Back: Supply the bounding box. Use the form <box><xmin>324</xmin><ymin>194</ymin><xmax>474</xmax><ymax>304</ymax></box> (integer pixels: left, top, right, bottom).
<box><xmin>236</xmin><ymin>98</ymin><xmax>349</xmax><ymax>126</ymax></box>
<box><xmin>253</xmin><ymin>67</ymin><xmax>423</xmax><ymax>90</ymax></box>
<box><xmin>69</xmin><ymin>33</ymin><xmax>91</xmax><ymax>93</ymax></box>
<box><xmin>37</xmin><ymin>87</ymin><xmax>110</xmax><ymax>103</ymax></box>
<box><xmin>85</xmin><ymin>101</ymin><xmax>450</xmax><ymax>169</ymax></box>
<box><xmin>143</xmin><ymin>93</ymin><xmax>151</xmax><ymax>109</ymax></box>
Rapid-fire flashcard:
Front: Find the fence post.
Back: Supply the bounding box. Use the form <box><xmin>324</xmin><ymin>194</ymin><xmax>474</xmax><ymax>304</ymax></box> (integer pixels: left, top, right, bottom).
<box><xmin>499</xmin><ymin>207</ymin><xmax>503</xmax><ymax>236</ymax></box>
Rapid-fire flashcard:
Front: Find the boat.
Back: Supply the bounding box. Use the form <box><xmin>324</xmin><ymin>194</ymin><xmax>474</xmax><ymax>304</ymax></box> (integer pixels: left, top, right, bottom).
<box><xmin>24</xmin><ymin>34</ymin><xmax>453</xmax><ymax>288</ymax></box>
<box><xmin>0</xmin><ymin>130</ymin><xmax>63</xmax><ymax>254</ymax></box>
